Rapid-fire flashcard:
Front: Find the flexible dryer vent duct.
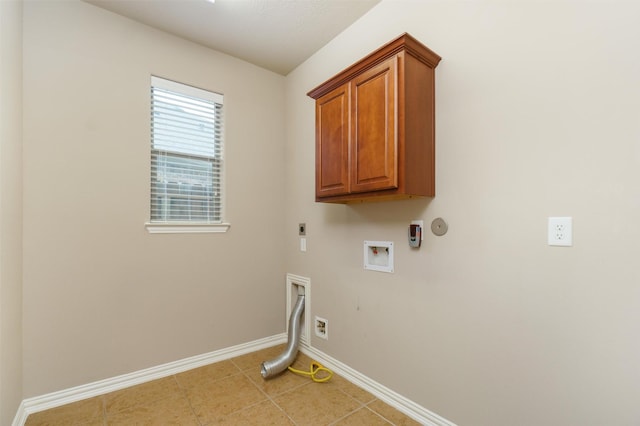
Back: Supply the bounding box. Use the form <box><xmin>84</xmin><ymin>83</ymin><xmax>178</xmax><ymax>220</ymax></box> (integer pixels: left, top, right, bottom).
<box><xmin>261</xmin><ymin>294</ymin><xmax>305</xmax><ymax>379</ymax></box>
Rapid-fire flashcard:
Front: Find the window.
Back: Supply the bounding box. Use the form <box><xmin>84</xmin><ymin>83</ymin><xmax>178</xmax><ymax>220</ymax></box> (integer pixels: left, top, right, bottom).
<box><xmin>146</xmin><ymin>76</ymin><xmax>228</xmax><ymax>233</ymax></box>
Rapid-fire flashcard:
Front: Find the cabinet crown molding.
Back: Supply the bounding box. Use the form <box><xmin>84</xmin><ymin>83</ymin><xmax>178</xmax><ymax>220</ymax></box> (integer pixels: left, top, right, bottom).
<box><xmin>307</xmin><ymin>33</ymin><xmax>441</xmax><ymax>100</ymax></box>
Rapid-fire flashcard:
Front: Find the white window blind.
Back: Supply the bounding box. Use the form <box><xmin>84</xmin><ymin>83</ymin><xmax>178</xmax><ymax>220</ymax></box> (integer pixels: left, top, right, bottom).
<box><xmin>150</xmin><ymin>76</ymin><xmax>224</xmax><ymax>225</ymax></box>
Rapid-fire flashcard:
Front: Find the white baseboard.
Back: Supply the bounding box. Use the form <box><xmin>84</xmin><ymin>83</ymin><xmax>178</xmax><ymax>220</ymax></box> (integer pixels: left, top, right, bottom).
<box><xmin>300</xmin><ymin>345</ymin><xmax>456</xmax><ymax>426</ymax></box>
<box><xmin>12</xmin><ymin>334</ymin><xmax>286</xmax><ymax>426</ymax></box>
<box><xmin>13</xmin><ymin>334</ymin><xmax>454</xmax><ymax>426</ymax></box>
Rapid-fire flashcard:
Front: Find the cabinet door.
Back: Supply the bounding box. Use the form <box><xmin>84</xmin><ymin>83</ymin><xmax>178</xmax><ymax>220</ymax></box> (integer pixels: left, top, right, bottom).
<box><xmin>350</xmin><ymin>55</ymin><xmax>398</xmax><ymax>193</ymax></box>
<box><xmin>315</xmin><ymin>84</ymin><xmax>350</xmax><ymax>198</ymax></box>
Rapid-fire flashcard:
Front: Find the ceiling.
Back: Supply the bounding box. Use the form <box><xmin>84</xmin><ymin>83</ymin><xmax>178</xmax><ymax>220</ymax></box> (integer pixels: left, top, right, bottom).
<box><xmin>83</xmin><ymin>0</ymin><xmax>381</xmax><ymax>75</ymax></box>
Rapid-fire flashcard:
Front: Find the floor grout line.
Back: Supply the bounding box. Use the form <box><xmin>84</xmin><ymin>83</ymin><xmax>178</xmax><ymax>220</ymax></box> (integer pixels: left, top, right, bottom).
<box><xmin>364</xmin><ymin>404</ymin><xmax>397</xmax><ymax>425</ymax></box>
<box><xmin>174</xmin><ymin>373</ymin><xmax>205</xmax><ymax>426</ymax></box>
<box><xmin>326</xmin><ymin>388</ymin><xmax>371</xmax><ymax>426</ymax></box>
<box><xmin>242</xmin><ymin>369</ymin><xmax>303</xmax><ymax>425</ymax></box>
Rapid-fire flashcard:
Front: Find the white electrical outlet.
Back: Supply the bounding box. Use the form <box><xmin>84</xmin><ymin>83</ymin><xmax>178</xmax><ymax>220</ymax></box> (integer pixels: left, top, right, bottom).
<box><xmin>314</xmin><ymin>316</ymin><xmax>328</xmax><ymax>340</ymax></box>
<box><xmin>548</xmin><ymin>217</ymin><xmax>572</xmax><ymax>246</ymax></box>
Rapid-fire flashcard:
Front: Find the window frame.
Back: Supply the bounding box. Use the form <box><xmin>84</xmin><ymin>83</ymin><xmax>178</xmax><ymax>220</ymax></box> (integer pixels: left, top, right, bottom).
<box><xmin>145</xmin><ymin>76</ymin><xmax>230</xmax><ymax>234</ymax></box>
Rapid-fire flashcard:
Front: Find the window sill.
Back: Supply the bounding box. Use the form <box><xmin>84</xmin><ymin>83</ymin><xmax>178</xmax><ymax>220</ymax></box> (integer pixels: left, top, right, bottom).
<box><xmin>145</xmin><ymin>222</ymin><xmax>230</xmax><ymax>234</ymax></box>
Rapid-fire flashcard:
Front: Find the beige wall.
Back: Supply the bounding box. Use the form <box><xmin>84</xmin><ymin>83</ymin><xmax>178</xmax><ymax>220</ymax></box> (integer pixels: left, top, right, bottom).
<box><xmin>285</xmin><ymin>1</ymin><xmax>640</xmax><ymax>425</ymax></box>
<box><xmin>22</xmin><ymin>1</ymin><xmax>286</xmax><ymax>397</ymax></box>
<box><xmin>18</xmin><ymin>0</ymin><xmax>640</xmax><ymax>424</ymax></box>
<box><xmin>0</xmin><ymin>0</ymin><xmax>24</xmax><ymax>423</ymax></box>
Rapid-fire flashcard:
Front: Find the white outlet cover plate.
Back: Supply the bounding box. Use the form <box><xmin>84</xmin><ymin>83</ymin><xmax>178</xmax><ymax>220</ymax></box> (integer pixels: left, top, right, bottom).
<box><xmin>548</xmin><ymin>217</ymin><xmax>572</xmax><ymax>246</ymax></box>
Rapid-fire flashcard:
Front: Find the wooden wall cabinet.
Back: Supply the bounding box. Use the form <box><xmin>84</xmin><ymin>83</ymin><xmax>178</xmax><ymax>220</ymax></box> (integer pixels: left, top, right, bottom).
<box><xmin>307</xmin><ymin>33</ymin><xmax>441</xmax><ymax>203</ymax></box>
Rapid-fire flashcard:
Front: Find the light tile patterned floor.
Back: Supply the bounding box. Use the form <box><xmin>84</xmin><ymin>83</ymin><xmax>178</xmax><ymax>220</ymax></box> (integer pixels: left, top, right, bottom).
<box><xmin>25</xmin><ymin>345</ymin><xmax>421</xmax><ymax>425</ymax></box>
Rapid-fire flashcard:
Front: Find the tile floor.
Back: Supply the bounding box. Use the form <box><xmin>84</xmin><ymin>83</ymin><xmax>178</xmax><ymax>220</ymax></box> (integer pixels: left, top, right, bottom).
<box><xmin>25</xmin><ymin>345</ymin><xmax>421</xmax><ymax>425</ymax></box>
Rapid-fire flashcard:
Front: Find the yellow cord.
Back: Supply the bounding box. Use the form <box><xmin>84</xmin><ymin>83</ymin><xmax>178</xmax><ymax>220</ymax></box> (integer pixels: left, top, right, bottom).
<box><xmin>288</xmin><ymin>361</ymin><xmax>333</xmax><ymax>383</ymax></box>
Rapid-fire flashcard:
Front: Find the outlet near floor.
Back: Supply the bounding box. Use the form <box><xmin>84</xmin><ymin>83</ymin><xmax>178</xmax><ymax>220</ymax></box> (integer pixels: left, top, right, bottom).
<box><xmin>315</xmin><ymin>316</ymin><xmax>328</xmax><ymax>340</ymax></box>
